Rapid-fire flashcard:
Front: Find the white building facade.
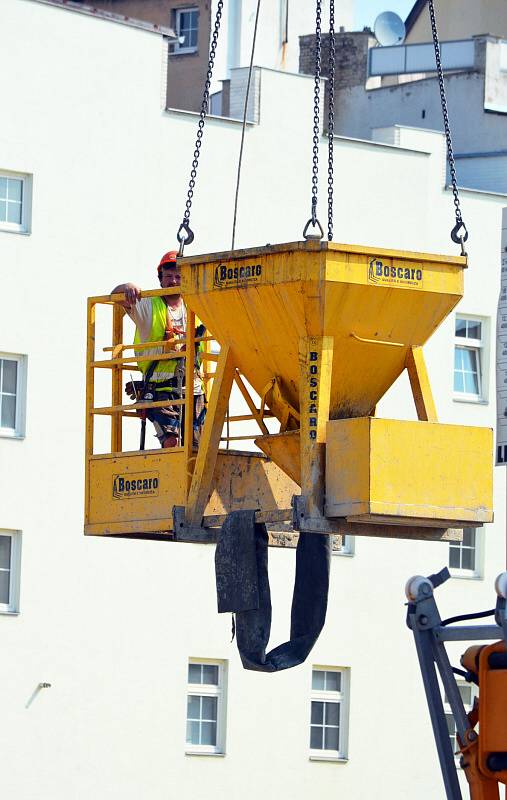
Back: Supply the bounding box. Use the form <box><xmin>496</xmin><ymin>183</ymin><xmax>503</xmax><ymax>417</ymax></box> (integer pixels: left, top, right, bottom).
<box><xmin>0</xmin><ymin>1</ymin><xmax>506</xmax><ymax>799</ymax></box>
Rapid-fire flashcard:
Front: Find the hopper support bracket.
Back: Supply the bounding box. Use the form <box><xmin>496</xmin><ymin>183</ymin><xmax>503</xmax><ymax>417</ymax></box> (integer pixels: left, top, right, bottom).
<box><xmin>172</xmin><ymin>506</ymin><xmax>217</xmax><ymax>544</ymax></box>
<box><xmin>292</xmin><ymin>496</ymin><xmax>464</xmax><ymax>543</ymax></box>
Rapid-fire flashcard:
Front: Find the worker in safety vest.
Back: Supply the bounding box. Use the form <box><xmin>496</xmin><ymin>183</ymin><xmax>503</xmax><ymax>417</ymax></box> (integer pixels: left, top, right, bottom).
<box><xmin>111</xmin><ymin>251</ymin><xmax>206</xmax><ymax>449</ymax></box>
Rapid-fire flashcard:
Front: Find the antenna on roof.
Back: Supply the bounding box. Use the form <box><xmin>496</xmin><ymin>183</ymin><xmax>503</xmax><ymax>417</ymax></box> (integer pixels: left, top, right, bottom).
<box><xmin>373</xmin><ymin>11</ymin><xmax>406</xmax><ymax>46</ymax></box>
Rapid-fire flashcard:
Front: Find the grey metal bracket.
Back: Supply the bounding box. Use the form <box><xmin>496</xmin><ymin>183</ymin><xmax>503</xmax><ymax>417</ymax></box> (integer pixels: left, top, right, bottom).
<box><xmin>172</xmin><ymin>506</ymin><xmax>218</xmax><ymax>544</ymax></box>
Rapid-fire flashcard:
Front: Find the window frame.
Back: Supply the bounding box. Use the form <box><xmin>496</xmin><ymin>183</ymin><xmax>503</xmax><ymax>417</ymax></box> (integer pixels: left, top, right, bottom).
<box><xmin>333</xmin><ymin>534</ymin><xmax>355</xmax><ymax>557</ymax></box>
<box><xmin>173</xmin><ymin>7</ymin><xmax>199</xmax><ymax>55</ymax></box>
<box><xmin>449</xmin><ymin>527</ymin><xmax>483</xmax><ymax>580</ymax></box>
<box><xmin>0</xmin><ymin>171</ymin><xmax>32</xmax><ymax>235</ymax></box>
<box><xmin>309</xmin><ymin>666</ymin><xmax>350</xmax><ymax>762</ymax></box>
<box><xmin>185</xmin><ymin>658</ymin><xmax>227</xmax><ymax>756</ymax></box>
<box><xmin>0</xmin><ymin>353</ymin><xmax>27</xmax><ymax>439</ymax></box>
<box><xmin>453</xmin><ymin>315</ymin><xmax>488</xmax><ymax>403</ymax></box>
<box><xmin>0</xmin><ymin>530</ymin><xmax>22</xmax><ymax>614</ymax></box>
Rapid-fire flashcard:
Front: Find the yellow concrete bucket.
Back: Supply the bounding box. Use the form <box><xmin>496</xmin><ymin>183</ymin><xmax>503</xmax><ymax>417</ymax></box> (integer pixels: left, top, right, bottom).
<box><xmin>181</xmin><ymin>241</ymin><xmax>493</xmax><ymax>534</ymax></box>
<box><xmin>181</xmin><ymin>241</ymin><xmax>463</xmax><ymax>420</ymax></box>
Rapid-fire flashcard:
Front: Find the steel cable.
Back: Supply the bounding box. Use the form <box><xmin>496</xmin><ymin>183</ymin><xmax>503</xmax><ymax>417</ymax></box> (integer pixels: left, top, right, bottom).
<box><xmin>327</xmin><ymin>0</ymin><xmax>336</xmax><ymax>241</ymax></box>
<box><xmin>231</xmin><ymin>0</ymin><xmax>262</xmax><ymax>250</ymax></box>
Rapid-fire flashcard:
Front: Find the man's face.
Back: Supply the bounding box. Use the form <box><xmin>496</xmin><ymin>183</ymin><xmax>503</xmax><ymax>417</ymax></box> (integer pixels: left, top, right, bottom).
<box><xmin>160</xmin><ymin>264</ymin><xmax>181</xmax><ymax>289</ymax></box>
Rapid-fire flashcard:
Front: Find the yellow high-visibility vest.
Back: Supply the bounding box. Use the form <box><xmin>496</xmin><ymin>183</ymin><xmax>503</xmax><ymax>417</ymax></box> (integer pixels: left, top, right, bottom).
<box><xmin>134</xmin><ymin>296</ymin><xmax>204</xmax><ymax>390</ymax></box>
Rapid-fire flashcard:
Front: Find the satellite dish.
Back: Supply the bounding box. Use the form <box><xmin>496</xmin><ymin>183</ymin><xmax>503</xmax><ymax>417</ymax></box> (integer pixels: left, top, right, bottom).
<box><xmin>374</xmin><ymin>11</ymin><xmax>406</xmax><ymax>46</ymax></box>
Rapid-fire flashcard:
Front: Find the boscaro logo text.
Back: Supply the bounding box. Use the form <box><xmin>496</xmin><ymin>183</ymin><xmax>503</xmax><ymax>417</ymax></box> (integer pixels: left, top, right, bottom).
<box><xmin>113</xmin><ymin>471</ymin><xmax>160</xmax><ymax>500</ymax></box>
<box><xmin>368</xmin><ymin>258</ymin><xmax>423</xmax><ymax>289</ymax></box>
<box><xmin>214</xmin><ymin>262</ymin><xmax>263</xmax><ymax>288</ymax></box>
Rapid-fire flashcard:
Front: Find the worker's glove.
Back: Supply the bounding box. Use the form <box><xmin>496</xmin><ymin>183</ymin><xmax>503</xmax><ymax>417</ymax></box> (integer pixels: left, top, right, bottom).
<box><xmin>125</xmin><ymin>380</ymin><xmax>144</xmax><ymax>400</ymax></box>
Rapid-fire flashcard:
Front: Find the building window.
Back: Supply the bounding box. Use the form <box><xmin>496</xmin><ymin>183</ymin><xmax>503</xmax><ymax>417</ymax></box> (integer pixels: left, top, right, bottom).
<box><xmin>310</xmin><ymin>667</ymin><xmax>350</xmax><ymax>760</ymax></box>
<box><xmin>331</xmin><ymin>535</ymin><xmax>355</xmax><ymax>556</ymax></box>
<box><xmin>0</xmin><ymin>172</ymin><xmax>31</xmax><ymax>234</ymax></box>
<box><xmin>0</xmin><ymin>531</ymin><xmax>22</xmax><ymax>614</ymax></box>
<box><xmin>449</xmin><ymin>528</ymin><xmax>482</xmax><ymax>579</ymax></box>
<box><xmin>186</xmin><ymin>660</ymin><xmax>227</xmax><ymax>754</ymax></box>
<box><xmin>453</xmin><ymin>316</ymin><xmax>486</xmax><ymax>401</ymax></box>
<box><xmin>444</xmin><ymin>680</ymin><xmax>477</xmax><ymax>760</ymax></box>
<box><xmin>174</xmin><ymin>8</ymin><xmax>199</xmax><ymax>54</ymax></box>
<box><xmin>0</xmin><ymin>354</ymin><xmax>27</xmax><ymax>438</ymax></box>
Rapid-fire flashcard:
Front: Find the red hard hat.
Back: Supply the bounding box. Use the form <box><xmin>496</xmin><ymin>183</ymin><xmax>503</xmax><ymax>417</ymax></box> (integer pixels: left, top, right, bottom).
<box><xmin>158</xmin><ymin>250</ymin><xmax>178</xmax><ymax>270</ymax></box>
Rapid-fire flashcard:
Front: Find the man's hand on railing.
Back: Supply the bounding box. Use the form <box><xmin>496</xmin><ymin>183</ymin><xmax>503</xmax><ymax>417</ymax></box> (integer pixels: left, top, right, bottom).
<box><xmin>110</xmin><ymin>283</ymin><xmax>142</xmax><ymax>308</ymax></box>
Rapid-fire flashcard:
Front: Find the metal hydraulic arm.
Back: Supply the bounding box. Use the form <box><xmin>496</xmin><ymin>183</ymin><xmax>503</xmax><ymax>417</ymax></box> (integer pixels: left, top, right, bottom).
<box><xmin>406</xmin><ymin>569</ymin><xmax>507</xmax><ymax>800</ymax></box>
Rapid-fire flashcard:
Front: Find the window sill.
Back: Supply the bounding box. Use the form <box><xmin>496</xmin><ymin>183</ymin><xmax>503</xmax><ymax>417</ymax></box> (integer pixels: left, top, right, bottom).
<box><xmin>0</xmin><ymin>226</ymin><xmax>30</xmax><ymax>236</ymax></box>
<box><xmin>0</xmin><ymin>432</ymin><xmax>25</xmax><ymax>440</ymax></box>
<box><xmin>450</xmin><ymin>571</ymin><xmax>483</xmax><ymax>581</ymax></box>
<box><xmin>185</xmin><ymin>750</ymin><xmax>225</xmax><ymax>757</ymax></box>
<box><xmin>0</xmin><ymin>609</ymin><xmax>20</xmax><ymax>616</ymax></box>
<box><xmin>309</xmin><ymin>755</ymin><xmax>348</xmax><ymax>763</ymax></box>
<box><xmin>453</xmin><ymin>396</ymin><xmax>488</xmax><ymax>405</ymax></box>
<box><xmin>170</xmin><ymin>49</ymin><xmax>198</xmax><ymax>56</ymax></box>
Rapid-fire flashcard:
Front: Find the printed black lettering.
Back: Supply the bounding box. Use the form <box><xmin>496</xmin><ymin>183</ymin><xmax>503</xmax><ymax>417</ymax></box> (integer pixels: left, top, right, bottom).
<box><xmin>309</xmin><ymin>391</ymin><xmax>317</xmax><ymax>401</ymax></box>
<box><xmin>404</xmin><ymin>268</ymin><xmax>410</xmax><ymax>280</ymax></box>
<box><xmin>256</xmin><ymin>265</ymin><xmax>262</xmax><ymax>276</ymax></box>
<box><xmin>153</xmin><ymin>478</ymin><xmax>159</xmax><ymax>489</ymax></box>
<box><xmin>309</xmin><ymin>352</ymin><xmax>318</xmax><ymax>362</ymax></box>
<box><xmin>390</xmin><ymin>266</ymin><xmax>396</xmax><ymax>278</ymax></box>
<box><xmin>384</xmin><ymin>266</ymin><xmax>389</xmax><ymax>277</ymax></box>
<box><xmin>310</xmin><ymin>365</ymin><xmax>317</xmax><ymax>374</ymax></box>
<box><xmin>411</xmin><ymin>269</ymin><xmax>415</xmax><ymax>280</ymax></box>
<box><xmin>309</xmin><ymin>404</ymin><xmax>317</xmax><ymax>413</ymax></box>
<box><xmin>310</xmin><ymin>377</ymin><xmax>317</xmax><ymax>387</ymax></box>
<box><xmin>309</xmin><ymin>418</ymin><xmax>317</xmax><ymax>427</ymax></box>
<box><xmin>220</xmin><ymin>266</ymin><xmax>227</xmax><ymax>280</ymax></box>
<box><xmin>416</xmin><ymin>269</ymin><xmax>422</xmax><ymax>281</ymax></box>
<box><xmin>309</xmin><ymin>431</ymin><xmax>317</xmax><ymax>440</ymax></box>
<box><xmin>397</xmin><ymin>267</ymin><xmax>403</xmax><ymax>278</ymax></box>
<box><xmin>118</xmin><ymin>477</ymin><xmax>124</xmax><ymax>491</ymax></box>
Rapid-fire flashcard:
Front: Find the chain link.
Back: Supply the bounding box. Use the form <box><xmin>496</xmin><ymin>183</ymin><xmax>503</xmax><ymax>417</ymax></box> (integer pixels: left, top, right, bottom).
<box><xmin>303</xmin><ymin>0</ymin><xmax>324</xmax><ymax>240</ymax></box>
<box><xmin>428</xmin><ymin>0</ymin><xmax>468</xmax><ymax>254</ymax></box>
<box><xmin>177</xmin><ymin>0</ymin><xmax>224</xmax><ymax>253</ymax></box>
<box><xmin>327</xmin><ymin>0</ymin><xmax>336</xmax><ymax>241</ymax></box>
<box><xmin>311</xmin><ymin>0</ymin><xmax>322</xmax><ymax>226</ymax></box>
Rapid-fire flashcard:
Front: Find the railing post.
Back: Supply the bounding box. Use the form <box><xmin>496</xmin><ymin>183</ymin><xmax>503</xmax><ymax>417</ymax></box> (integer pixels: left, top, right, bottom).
<box><xmin>184</xmin><ymin>309</ymin><xmax>196</xmax><ymax>494</ymax></box>
<box><xmin>111</xmin><ymin>304</ymin><xmax>124</xmax><ymax>453</ymax></box>
<box><xmin>84</xmin><ymin>299</ymin><xmax>96</xmax><ymax>525</ymax></box>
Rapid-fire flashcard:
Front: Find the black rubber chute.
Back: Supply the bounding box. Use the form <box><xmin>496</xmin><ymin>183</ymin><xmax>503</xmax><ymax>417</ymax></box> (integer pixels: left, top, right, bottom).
<box><xmin>215</xmin><ymin>510</ymin><xmax>331</xmax><ymax>672</ymax></box>
<box><xmin>215</xmin><ymin>510</ymin><xmax>260</xmax><ymax>613</ymax></box>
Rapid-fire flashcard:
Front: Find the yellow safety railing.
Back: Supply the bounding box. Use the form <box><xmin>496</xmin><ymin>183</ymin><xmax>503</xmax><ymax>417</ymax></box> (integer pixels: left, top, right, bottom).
<box><xmin>85</xmin><ymin>287</ymin><xmax>276</xmax><ymax>519</ymax></box>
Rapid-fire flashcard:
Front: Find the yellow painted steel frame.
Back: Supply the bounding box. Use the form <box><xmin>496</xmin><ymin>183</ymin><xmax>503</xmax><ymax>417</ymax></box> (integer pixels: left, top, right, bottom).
<box><xmin>84</xmin><ymin>288</ymin><xmax>297</xmax><ymax>540</ymax></box>
<box><xmin>86</xmin><ymin>242</ymin><xmax>493</xmax><ymax>545</ymax></box>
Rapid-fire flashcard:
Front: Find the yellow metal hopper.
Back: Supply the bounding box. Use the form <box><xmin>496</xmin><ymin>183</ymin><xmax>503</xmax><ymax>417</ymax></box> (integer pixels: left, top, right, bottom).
<box><xmin>180</xmin><ymin>240</ymin><xmax>464</xmax><ymax>422</ymax></box>
<box><xmin>180</xmin><ymin>240</ymin><xmax>492</xmax><ymax>535</ymax></box>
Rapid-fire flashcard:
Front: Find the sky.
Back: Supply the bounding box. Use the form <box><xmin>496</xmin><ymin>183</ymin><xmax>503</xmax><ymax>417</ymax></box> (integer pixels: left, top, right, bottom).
<box><xmin>354</xmin><ymin>0</ymin><xmax>415</xmax><ymax>31</ymax></box>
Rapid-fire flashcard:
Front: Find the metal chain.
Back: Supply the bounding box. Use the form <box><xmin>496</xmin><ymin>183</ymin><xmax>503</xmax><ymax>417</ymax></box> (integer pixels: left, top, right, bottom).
<box><xmin>177</xmin><ymin>0</ymin><xmax>224</xmax><ymax>255</ymax></box>
<box><xmin>428</xmin><ymin>0</ymin><xmax>468</xmax><ymax>254</ymax></box>
<box><xmin>327</xmin><ymin>0</ymin><xmax>336</xmax><ymax>242</ymax></box>
<box><xmin>303</xmin><ymin>0</ymin><xmax>324</xmax><ymax>240</ymax></box>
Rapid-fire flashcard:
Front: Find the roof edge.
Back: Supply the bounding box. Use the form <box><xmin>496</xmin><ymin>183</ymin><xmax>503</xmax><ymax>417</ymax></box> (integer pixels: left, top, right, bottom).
<box><xmin>405</xmin><ymin>0</ymin><xmax>427</xmax><ymax>35</ymax></box>
<box><xmin>25</xmin><ymin>0</ymin><xmax>177</xmax><ymax>38</ymax></box>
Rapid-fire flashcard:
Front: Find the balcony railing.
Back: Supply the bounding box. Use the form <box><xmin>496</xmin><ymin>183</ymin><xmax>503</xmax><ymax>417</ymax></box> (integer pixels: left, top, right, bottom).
<box><xmin>369</xmin><ymin>38</ymin><xmax>475</xmax><ymax>78</ymax></box>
